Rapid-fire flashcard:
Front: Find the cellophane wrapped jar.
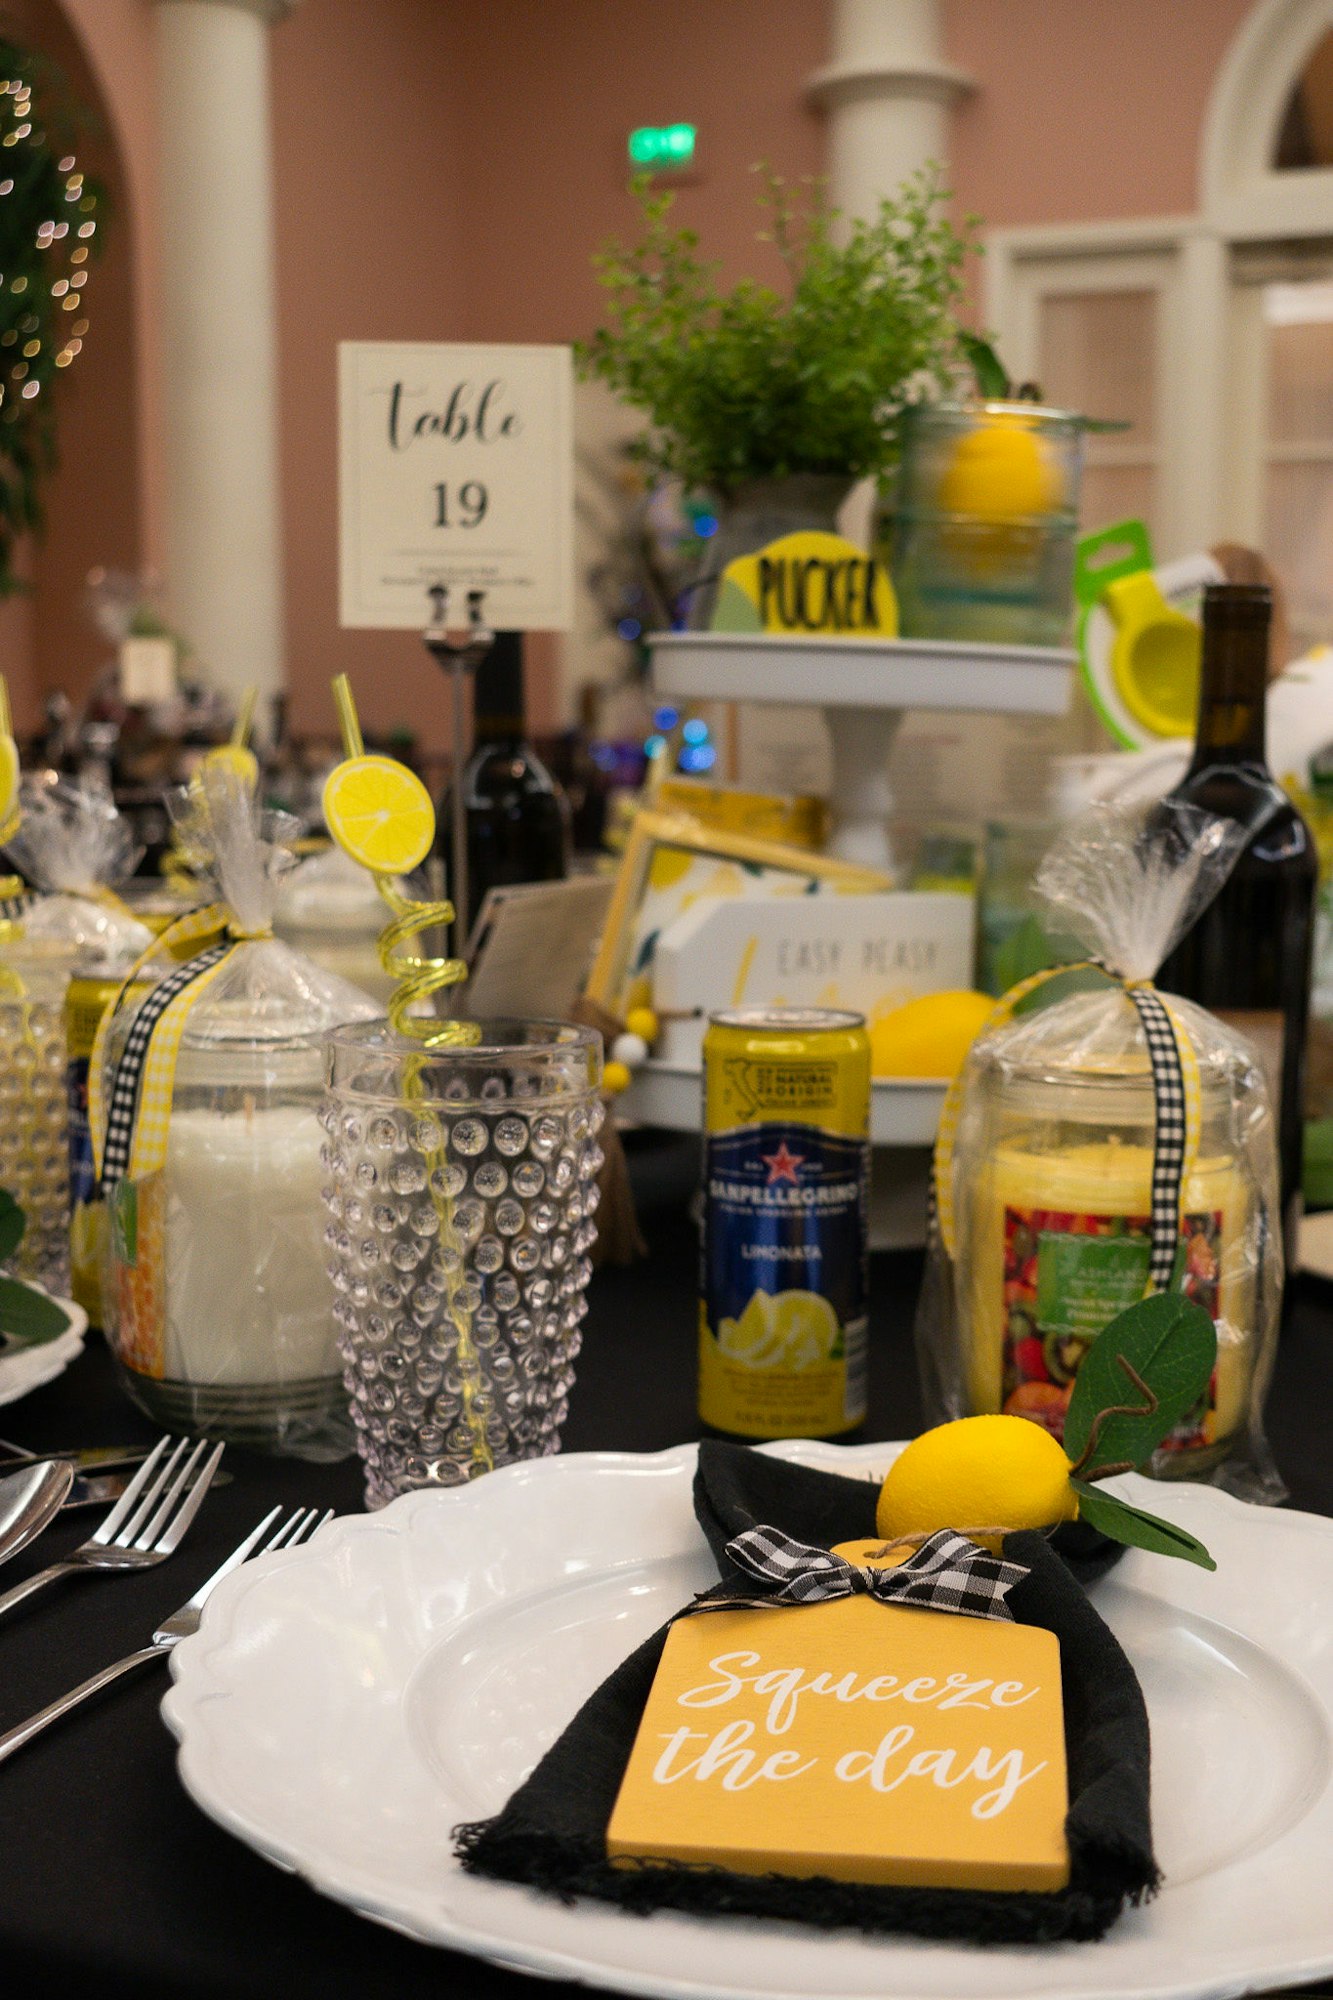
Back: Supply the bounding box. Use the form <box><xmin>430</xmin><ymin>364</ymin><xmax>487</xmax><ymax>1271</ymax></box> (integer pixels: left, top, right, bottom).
<box><xmin>0</xmin><ymin>781</ymin><xmax>150</xmax><ymax>1291</ymax></box>
<box><xmin>99</xmin><ymin>770</ymin><xmax>380</xmax><ymax>1456</ymax></box>
<box><xmin>919</xmin><ymin>802</ymin><xmax>1284</xmax><ymax>1502</ymax></box>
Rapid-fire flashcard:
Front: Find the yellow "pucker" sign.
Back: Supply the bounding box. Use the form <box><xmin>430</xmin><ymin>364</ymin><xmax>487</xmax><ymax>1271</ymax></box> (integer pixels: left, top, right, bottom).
<box><xmin>710</xmin><ymin>531</ymin><xmax>899</xmax><ymax>638</ymax></box>
<box><xmin>607</xmin><ymin>1539</ymin><xmax>1069</xmax><ymax>1893</ymax></box>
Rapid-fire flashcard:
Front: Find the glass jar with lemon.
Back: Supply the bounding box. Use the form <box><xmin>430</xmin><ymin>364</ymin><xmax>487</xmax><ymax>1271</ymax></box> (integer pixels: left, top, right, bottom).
<box><xmin>884</xmin><ymin>400</ymin><xmax>1085</xmax><ymax>647</ymax></box>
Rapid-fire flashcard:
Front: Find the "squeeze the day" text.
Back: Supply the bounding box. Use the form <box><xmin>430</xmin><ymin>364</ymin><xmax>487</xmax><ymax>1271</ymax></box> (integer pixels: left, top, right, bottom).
<box><xmin>649</xmin><ymin>1648</ymin><xmax>1048</xmax><ymax>1821</ymax></box>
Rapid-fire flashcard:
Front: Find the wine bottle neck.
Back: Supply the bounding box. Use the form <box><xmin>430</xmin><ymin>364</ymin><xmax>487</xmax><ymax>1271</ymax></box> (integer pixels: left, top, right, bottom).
<box><xmin>471</xmin><ymin>631</ymin><xmax>527</xmax><ymax>748</ymax></box>
<box><xmin>1185</xmin><ymin>586</ymin><xmax>1271</xmax><ymax>774</ymax></box>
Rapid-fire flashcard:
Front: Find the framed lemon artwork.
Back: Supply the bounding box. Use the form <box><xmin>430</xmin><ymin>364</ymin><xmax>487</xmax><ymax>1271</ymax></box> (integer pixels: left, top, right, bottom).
<box><xmin>584</xmin><ymin>810</ymin><xmax>889</xmax><ymax>1020</ymax></box>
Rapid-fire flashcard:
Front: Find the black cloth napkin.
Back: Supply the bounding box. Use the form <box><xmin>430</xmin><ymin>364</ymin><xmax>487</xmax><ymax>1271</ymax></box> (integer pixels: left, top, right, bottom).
<box><xmin>456</xmin><ymin>1441</ymin><xmax>1158</xmax><ymax>1945</ymax></box>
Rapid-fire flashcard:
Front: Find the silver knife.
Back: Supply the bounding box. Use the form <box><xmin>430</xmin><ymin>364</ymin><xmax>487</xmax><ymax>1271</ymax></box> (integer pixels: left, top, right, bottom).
<box><xmin>60</xmin><ymin>1467</ymin><xmax>231</xmax><ymax>1509</ymax></box>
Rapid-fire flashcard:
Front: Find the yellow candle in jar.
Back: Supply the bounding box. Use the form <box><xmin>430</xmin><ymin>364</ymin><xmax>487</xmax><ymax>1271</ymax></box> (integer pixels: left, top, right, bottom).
<box><xmin>961</xmin><ymin>1138</ymin><xmax>1254</xmax><ymax>1459</ymax></box>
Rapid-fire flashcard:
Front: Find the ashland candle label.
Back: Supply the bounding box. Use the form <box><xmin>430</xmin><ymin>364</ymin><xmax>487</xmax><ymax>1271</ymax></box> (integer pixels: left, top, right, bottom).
<box><xmin>607</xmin><ymin>1558</ymin><xmax>1069</xmax><ymax>1893</ymax></box>
<box><xmin>710</xmin><ymin>531</ymin><xmax>898</xmax><ymax>638</ymax></box>
<box><xmin>1003</xmin><ymin>1203</ymin><xmax>1224</xmax><ymax>1448</ymax></box>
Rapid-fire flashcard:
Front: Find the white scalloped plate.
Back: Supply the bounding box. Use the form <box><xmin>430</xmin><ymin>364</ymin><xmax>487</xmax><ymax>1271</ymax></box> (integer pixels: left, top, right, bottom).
<box><xmin>0</xmin><ymin>1294</ymin><xmax>86</xmax><ymax>1409</ymax></box>
<box><xmin>163</xmin><ymin>1444</ymin><xmax>1333</xmax><ymax>2000</ymax></box>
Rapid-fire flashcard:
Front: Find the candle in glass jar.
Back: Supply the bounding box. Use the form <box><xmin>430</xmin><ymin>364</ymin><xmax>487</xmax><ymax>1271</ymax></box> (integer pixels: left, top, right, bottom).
<box><xmin>962</xmin><ymin>1138</ymin><xmax>1254</xmax><ymax>1456</ymax></box>
<box><xmin>161</xmin><ymin>1103</ymin><xmax>334</xmax><ymax>1384</ymax></box>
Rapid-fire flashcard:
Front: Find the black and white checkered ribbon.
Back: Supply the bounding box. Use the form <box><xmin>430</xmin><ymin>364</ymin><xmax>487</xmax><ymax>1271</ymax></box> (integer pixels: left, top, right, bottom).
<box><xmin>99</xmin><ymin>942</ymin><xmax>231</xmax><ymax>1191</ymax></box>
<box><xmin>0</xmin><ymin>889</ymin><xmax>33</xmax><ymax>923</ymax></box>
<box><xmin>1123</xmin><ymin>985</ymin><xmax>1188</xmax><ymax>1291</ymax></box>
<box><xmin>685</xmin><ymin>1524</ymin><xmax>1029</xmax><ymax>1624</ymax></box>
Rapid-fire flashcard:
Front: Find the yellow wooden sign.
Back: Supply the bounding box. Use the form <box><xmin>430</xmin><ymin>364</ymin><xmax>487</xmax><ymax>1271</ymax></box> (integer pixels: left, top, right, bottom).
<box><xmin>710</xmin><ymin>531</ymin><xmax>899</xmax><ymax>638</ymax></box>
<box><xmin>607</xmin><ymin>1539</ymin><xmax>1069</xmax><ymax>1893</ymax></box>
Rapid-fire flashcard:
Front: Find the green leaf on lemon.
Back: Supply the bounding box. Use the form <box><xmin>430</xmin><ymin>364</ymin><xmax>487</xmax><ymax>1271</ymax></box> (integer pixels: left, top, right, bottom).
<box><xmin>959</xmin><ymin>331</ymin><xmax>1010</xmax><ymax>400</ymax></box>
<box><xmin>1071</xmin><ymin>1479</ymin><xmax>1216</xmax><ymax>1570</ymax></box>
<box><xmin>1064</xmin><ymin>1291</ymin><xmax>1217</xmax><ymax>1475</ymax></box>
<box><xmin>0</xmin><ymin>1277</ymin><xmax>70</xmax><ymax>1346</ymax></box>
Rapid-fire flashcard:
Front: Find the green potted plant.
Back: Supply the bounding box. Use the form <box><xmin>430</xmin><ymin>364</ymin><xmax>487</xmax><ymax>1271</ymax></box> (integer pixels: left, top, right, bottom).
<box><xmin>578</xmin><ymin>168</ymin><xmax>970</xmax><ymax>627</ymax></box>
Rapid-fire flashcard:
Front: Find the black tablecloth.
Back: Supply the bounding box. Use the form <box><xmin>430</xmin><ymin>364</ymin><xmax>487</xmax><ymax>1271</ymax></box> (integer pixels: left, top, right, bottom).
<box><xmin>1</xmin><ymin>1146</ymin><xmax>1331</xmax><ymax>2000</ymax></box>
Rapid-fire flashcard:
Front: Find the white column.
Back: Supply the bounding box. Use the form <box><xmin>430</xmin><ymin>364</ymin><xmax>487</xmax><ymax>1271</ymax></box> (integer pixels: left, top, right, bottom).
<box><xmin>808</xmin><ymin>0</ymin><xmax>974</xmax><ymax>222</ymax></box>
<box><xmin>154</xmin><ymin>0</ymin><xmax>290</xmax><ymax>727</ymax></box>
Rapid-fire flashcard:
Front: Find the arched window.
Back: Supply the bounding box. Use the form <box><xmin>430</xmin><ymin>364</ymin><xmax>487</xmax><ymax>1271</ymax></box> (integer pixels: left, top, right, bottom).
<box><xmin>1274</xmin><ymin>25</ymin><xmax>1333</xmax><ymax>166</ymax></box>
<box><xmin>987</xmin><ymin>0</ymin><xmax>1333</xmax><ymax>657</ymax></box>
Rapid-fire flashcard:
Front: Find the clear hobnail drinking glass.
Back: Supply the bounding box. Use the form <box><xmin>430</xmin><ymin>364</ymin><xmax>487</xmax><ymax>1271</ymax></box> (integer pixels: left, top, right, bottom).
<box><xmin>320</xmin><ymin>1019</ymin><xmax>604</xmax><ymax>1508</ymax></box>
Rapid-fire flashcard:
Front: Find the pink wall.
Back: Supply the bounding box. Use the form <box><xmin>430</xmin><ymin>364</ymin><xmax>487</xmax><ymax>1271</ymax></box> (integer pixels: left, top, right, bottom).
<box><xmin>943</xmin><ymin>0</ymin><xmax>1255</xmax><ymax>226</ymax></box>
<box><xmin>270</xmin><ymin>0</ymin><xmax>830</xmax><ymax>752</ymax></box>
<box><xmin>4</xmin><ymin>0</ymin><xmax>1281</xmax><ymax>752</ymax></box>
<box><xmin>268</xmin><ymin>0</ymin><xmax>465</xmax><ymax>754</ymax></box>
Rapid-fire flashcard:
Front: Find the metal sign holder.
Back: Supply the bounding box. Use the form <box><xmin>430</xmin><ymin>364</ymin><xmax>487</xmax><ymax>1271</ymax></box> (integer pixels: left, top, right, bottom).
<box><xmin>421</xmin><ymin>584</ymin><xmax>494</xmax><ymax>956</ymax></box>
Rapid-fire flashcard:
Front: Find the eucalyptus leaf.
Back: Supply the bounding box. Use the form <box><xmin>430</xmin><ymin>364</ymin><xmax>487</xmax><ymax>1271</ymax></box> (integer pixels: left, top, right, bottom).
<box><xmin>0</xmin><ymin>1277</ymin><xmax>71</xmax><ymax>1347</ymax></box>
<box><xmin>0</xmin><ymin>1190</ymin><xmax>24</xmax><ymax>1264</ymax></box>
<box><xmin>1064</xmin><ymin>1291</ymin><xmax>1217</xmax><ymax>1474</ymax></box>
<box><xmin>1071</xmin><ymin>1479</ymin><xmax>1216</xmax><ymax>1570</ymax></box>
<box><xmin>959</xmin><ymin>330</ymin><xmax>1010</xmax><ymax>400</ymax></box>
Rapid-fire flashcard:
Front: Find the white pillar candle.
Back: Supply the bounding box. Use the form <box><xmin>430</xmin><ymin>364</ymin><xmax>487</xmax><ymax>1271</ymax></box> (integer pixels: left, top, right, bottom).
<box><xmin>162</xmin><ymin>1103</ymin><xmax>334</xmax><ymax>1385</ymax></box>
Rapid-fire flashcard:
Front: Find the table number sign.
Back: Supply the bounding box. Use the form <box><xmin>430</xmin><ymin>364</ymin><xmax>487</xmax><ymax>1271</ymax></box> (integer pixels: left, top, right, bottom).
<box><xmin>338</xmin><ymin>342</ymin><xmax>574</xmax><ymax>630</ymax></box>
<box><xmin>607</xmin><ymin>1538</ymin><xmax>1069</xmax><ymax>1892</ymax></box>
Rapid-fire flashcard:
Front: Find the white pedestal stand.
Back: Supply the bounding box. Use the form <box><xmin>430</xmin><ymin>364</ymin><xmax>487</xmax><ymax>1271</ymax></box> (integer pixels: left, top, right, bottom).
<box><xmin>649</xmin><ymin>631</ymin><xmax>1074</xmax><ymax>873</ymax></box>
<box><xmin>617</xmin><ymin>633</ymin><xmax>1075</xmax><ymax>1245</ymax></box>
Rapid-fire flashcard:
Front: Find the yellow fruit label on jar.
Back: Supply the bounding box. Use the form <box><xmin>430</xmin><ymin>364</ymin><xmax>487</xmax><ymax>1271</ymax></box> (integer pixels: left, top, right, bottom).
<box><xmin>107</xmin><ymin>1175</ymin><xmax>168</xmax><ymax>1380</ymax></box>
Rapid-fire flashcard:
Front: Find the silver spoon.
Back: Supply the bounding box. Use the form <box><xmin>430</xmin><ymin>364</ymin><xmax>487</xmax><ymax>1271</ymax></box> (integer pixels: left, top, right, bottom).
<box><xmin>0</xmin><ymin>1460</ymin><xmax>74</xmax><ymax>1570</ymax></box>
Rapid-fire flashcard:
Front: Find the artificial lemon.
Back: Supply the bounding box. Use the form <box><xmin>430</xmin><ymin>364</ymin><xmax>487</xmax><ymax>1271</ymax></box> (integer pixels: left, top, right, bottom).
<box><xmin>323</xmin><ymin>754</ymin><xmax>435</xmax><ymax>875</ymax></box>
<box><xmin>936</xmin><ymin>414</ymin><xmax>1062</xmax><ymax>581</ymax></box>
<box><xmin>876</xmin><ymin>1414</ymin><xmax>1077</xmax><ymax>1553</ymax></box>
<box><xmin>937</xmin><ymin>416</ymin><xmax>1061</xmax><ymax>523</ymax></box>
<box><xmin>869</xmin><ymin>990</ymin><xmax>993</xmax><ymax>1080</ymax></box>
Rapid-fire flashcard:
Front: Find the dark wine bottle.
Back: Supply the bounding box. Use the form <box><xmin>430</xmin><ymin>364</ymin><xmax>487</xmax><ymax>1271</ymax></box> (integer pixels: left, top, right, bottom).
<box><xmin>438</xmin><ymin>630</ymin><xmax>570</xmax><ymax>934</ymax></box>
<box><xmin>1156</xmin><ymin>582</ymin><xmax>1317</xmax><ymax>1273</ymax></box>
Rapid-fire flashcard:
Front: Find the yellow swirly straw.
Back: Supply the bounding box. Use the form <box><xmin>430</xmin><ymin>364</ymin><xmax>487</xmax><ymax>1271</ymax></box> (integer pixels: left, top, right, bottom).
<box><xmin>374</xmin><ymin>877</ymin><xmax>479</xmax><ymax>1047</ymax></box>
<box><xmin>327</xmin><ymin>674</ymin><xmax>492</xmax><ymax>1477</ymax></box>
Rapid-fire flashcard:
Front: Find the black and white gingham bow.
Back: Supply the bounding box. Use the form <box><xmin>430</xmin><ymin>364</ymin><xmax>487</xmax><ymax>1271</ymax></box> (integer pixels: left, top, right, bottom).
<box><xmin>688</xmin><ymin>1524</ymin><xmax>1029</xmax><ymax>1624</ymax></box>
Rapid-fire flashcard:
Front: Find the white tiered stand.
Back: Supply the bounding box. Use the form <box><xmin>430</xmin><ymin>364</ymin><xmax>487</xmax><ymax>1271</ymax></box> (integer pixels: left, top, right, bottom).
<box><xmin>618</xmin><ymin>632</ymin><xmax>1076</xmax><ymax>1244</ymax></box>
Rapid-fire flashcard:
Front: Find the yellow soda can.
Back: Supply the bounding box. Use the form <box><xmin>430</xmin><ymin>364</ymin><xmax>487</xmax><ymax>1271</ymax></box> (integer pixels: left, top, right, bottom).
<box><xmin>700</xmin><ymin>1007</ymin><xmax>871</xmax><ymax>1439</ymax></box>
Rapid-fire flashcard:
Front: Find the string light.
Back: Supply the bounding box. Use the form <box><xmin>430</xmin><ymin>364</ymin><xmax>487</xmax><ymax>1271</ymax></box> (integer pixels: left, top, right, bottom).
<box><xmin>0</xmin><ymin>47</ymin><xmax>100</xmax><ymax>574</ymax></box>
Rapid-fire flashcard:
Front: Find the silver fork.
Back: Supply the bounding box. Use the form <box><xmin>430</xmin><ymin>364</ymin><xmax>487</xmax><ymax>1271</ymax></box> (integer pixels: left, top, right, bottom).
<box><xmin>0</xmin><ymin>1435</ymin><xmax>225</xmax><ymax>1623</ymax></box>
<box><xmin>0</xmin><ymin>1504</ymin><xmax>331</xmax><ymax>1762</ymax></box>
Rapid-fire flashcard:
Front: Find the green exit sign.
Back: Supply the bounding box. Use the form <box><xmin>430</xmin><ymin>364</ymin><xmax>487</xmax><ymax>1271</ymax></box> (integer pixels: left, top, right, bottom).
<box><xmin>628</xmin><ymin>123</ymin><xmax>697</xmax><ymax>170</ymax></box>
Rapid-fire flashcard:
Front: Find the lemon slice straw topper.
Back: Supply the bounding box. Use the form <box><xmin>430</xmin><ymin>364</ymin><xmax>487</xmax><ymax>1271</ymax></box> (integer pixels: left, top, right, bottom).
<box><xmin>325</xmin><ymin>674</ymin><xmax>475</xmax><ymax>1044</ymax></box>
<box><xmin>325</xmin><ymin>674</ymin><xmax>493</xmax><ymax>1474</ymax></box>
